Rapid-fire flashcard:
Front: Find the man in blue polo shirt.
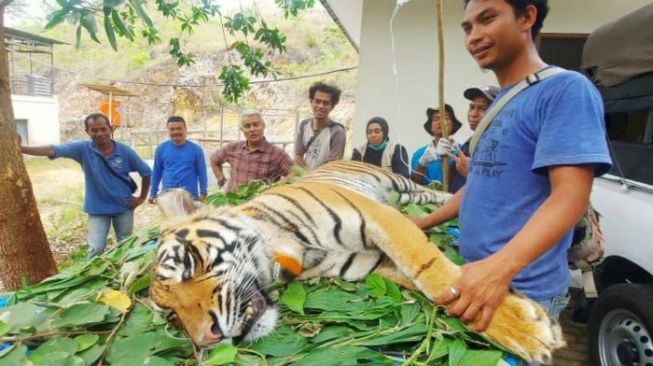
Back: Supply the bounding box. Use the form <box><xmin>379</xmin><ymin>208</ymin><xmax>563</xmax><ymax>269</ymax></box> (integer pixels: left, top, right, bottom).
<box><xmin>148</xmin><ymin>116</ymin><xmax>207</xmax><ymax>202</ymax></box>
<box><xmin>21</xmin><ymin>113</ymin><xmax>151</xmax><ymax>258</ymax></box>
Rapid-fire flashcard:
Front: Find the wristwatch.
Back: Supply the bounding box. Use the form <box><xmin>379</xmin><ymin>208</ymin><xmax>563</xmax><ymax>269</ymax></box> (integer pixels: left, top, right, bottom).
<box><xmin>217</xmin><ymin>177</ymin><xmax>226</xmax><ymax>187</ymax></box>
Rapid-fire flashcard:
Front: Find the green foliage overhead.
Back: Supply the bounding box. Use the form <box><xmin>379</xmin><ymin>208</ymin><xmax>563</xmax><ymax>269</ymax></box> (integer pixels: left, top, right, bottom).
<box><xmin>0</xmin><ymin>181</ymin><xmax>519</xmax><ymax>365</ymax></box>
<box><xmin>44</xmin><ymin>0</ymin><xmax>315</xmax><ymax>102</ymax></box>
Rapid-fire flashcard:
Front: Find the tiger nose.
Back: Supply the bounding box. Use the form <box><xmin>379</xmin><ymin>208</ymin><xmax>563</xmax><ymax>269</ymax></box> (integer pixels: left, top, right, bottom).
<box><xmin>202</xmin><ymin>322</ymin><xmax>223</xmax><ymax>344</ymax></box>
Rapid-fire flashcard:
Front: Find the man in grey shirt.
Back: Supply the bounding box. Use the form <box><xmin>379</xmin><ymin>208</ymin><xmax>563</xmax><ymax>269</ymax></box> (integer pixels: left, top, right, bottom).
<box><xmin>294</xmin><ymin>82</ymin><xmax>346</xmax><ymax>170</ymax></box>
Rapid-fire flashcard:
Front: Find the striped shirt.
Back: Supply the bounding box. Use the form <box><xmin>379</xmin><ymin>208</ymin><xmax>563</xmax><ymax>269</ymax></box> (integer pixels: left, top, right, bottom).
<box><xmin>210</xmin><ymin>138</ymin><xmax>293</xmax><ymax>192</ymax></box>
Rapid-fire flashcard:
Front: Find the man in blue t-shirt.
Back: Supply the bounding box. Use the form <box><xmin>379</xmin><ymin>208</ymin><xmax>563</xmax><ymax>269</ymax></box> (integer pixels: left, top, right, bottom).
<box><xmin>21</xmin><ymin>113</ymin><xmax>152</xmax><ymax>258</ymax></box>
<box><xmin>148</xmin><ymin>116</ymin><xmax>207</xmax><ymax>202</ymax></box>
<box><xmin>412</xmin><ymin>0</ymin><xmax>612</xmax><ymax>334</ymax></box>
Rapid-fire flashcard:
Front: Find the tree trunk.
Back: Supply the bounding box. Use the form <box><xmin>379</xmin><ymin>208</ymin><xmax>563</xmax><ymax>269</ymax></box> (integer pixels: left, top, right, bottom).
<box><xmin>0</xmin><ymin>5</ymin><xmax>58</xmax><ymax>290</ymax></box>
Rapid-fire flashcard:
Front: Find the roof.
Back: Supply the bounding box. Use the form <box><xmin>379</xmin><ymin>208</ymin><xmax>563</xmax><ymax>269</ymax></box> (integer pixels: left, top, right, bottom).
<box><xmin>319</xmin><ymin>0</ymin><xmax>360</xmax><ymax>53</ymax></box>
<box><xmin>80</xmin><ymin>83</ymin><xmax>137</xmax><ymax>97</ymax></box>
<box><xmin>581</xmin><ymin>2</ymin><xmax>653</xmax><ymax>87</ymax></box>
<box><xmin>3</xmin><ymin>27</ymin><xmax>66</xmax><ymax>46</ymax></box>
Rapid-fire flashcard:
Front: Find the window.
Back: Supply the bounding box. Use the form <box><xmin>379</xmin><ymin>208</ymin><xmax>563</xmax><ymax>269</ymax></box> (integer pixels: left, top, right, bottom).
<box><xmin>605</xmin><ymin>106</ymin><xmax>653</xmax><ymax>185</ymax></box>
<box><xmin>16</xmin><ymin>119</ymin><xmax>28</xmax><ymax>144</ymax></box>
<box><xmin>537</xmin><ymin>33</ymin><xmax>588</xmax><ymax>72</ymax></box>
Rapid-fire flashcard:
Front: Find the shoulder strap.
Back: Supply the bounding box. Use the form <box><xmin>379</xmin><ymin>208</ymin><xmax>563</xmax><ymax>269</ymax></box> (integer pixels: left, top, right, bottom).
<box><xmin>469</xmin><ymin>67</ymin><xmax>565</xmax><ymax>156</ymax></box>
<box><xmin>96</xmin><ymin>150</ymin><xmax>134</xmax><ymax>190</ymax></box>
<box><xmin>305</xmin><ymin>120</ymin><xmax>332</xmax><ymax>150</ymax></box>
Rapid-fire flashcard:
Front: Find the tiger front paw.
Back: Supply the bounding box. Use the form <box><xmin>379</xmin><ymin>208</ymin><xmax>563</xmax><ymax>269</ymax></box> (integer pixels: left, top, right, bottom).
<box><xmin>484</xmin><ymin>293</ymin><xmax>565</xmax><ymax>364</ymax></box>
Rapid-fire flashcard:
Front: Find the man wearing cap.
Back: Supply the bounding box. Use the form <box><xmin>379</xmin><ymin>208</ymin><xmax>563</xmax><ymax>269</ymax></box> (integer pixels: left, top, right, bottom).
<box><xmin>410</xmin><ymin>104</ymin><xmax>462</xmax><ymax>187</ymax></box>
<box><xmin>449</xmin><ymin>86</ymin><xmax>500</xmax><ymax>192</ymax></box>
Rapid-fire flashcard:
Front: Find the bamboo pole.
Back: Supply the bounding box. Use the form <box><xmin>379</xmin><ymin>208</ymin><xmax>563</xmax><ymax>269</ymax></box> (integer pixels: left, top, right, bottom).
<box><xmin>435</xmin><ymin>0</ymin><xmax>449</xmax><ymax>192</ymax></box>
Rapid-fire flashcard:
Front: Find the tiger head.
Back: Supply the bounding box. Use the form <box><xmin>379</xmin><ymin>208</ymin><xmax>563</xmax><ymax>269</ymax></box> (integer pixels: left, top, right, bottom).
<box><xmin>150</xmin><ymin>189</ymin><xmax>278</xmax><ymax>347</ymax></box>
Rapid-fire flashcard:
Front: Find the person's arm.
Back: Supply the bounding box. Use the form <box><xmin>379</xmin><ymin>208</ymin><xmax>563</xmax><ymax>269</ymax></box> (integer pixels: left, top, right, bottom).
<box><xmin>409</xmin><ymin>187</ymin><xmax>463</xmax><ymax>228</ymax></box>
<box><xmin>294</xmin><ymin>154</ymin><xmax>307</xmax><ymax>169</ymax></box>
<box><xmin>131</xmin><ymin>175</ymin><xmax>151</xmax><ymax>209</ymax></box>
<box><xmin>438</xmin><ymin>165</ymin><xmax>593</xmax><ymax>332</ymax></box>
<box><xmin>20</xmin><ymin>144</ymin><xmax>56</xmax><ymax>157</ymax></box>
<box><xmin>294</xmin><ymin>121</ymin><xmax>308</xmax><ymax>168</ymax></box>
<box><xmin>148</xmin><ymin>146</ymin><xmax>163</xmax><ymax>202</ymax></box>
<box><xmin>210</xmin><ymin>149</ymin><xmax>227</xmax><ymax>188</ymax></box>
<box><xmin>326</xmin><ymin>127</ymin><xmax>346</xmax><ymax>162</ymax></box>
<box><xmin>392</xmin><ymin>145</ymin><xmax>410</xmax><ymax>178</ymax></box>
<box><xmin>196</xmin><ymin>147</ymin><xmax>208</xmax><ymax>200</ymax></box>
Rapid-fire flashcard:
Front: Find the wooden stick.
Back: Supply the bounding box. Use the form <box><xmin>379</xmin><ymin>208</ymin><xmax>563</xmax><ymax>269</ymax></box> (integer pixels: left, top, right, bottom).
<box><xmin>435</xmin><ymin>0</ymin><xmax>449</xmax><ymax>192</ymax></box>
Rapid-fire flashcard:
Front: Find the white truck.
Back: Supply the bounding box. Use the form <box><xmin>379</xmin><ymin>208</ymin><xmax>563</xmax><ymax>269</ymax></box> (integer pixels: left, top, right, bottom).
<box><xmin>580</xmin><ymin>3</ymin><xmax>653</xmax><ymax>365</ymax></box>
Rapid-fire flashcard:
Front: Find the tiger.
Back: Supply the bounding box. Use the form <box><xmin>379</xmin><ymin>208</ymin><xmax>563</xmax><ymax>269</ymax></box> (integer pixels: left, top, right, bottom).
<box><xmin>150</xmin><ymin>160</ymin><xmax>564</xmax><ymax>364</ymax></box>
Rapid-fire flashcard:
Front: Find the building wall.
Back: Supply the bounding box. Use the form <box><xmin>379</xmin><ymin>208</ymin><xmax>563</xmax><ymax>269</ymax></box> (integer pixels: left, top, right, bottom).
<box><xmin>12</xmin><ymin>95</ymin><xmax>60</xmax><ymax>145</ymax></box>
<box><xmin>353</xmin><ymin>0</ymin><xmax>651</xmax><ymax>157</ymax></box>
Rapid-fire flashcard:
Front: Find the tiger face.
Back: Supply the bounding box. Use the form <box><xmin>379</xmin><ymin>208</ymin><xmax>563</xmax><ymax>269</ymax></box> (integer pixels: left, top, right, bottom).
<box><xmin>150</xmin><ymin>197</ymin><xmax>279</xmax><ymax>346</ymax></box>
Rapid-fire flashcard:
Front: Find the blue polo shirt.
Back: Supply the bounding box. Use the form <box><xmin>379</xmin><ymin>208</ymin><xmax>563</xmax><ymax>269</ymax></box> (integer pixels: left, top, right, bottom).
<box><xmin>51</xmin><ymin>140</ymin><xmax>152</xmax><ymax>215</ymax></box>
<box><xmin>149</xmin><ymin>140</ymin><xmax>207</xmax><ymax>199</ymax></box>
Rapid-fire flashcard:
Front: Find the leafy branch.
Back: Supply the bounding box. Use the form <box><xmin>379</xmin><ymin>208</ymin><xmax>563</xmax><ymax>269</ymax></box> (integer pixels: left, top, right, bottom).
<box><xmin>45</xmin><ymin>0</ymin><xmax>315</xmax><ymax>102</ymax></box>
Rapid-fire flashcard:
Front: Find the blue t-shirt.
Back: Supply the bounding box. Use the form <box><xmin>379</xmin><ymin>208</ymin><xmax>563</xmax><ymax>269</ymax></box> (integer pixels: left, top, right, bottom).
<box><xmin>411</xmin><ymin>144</ymin><xmax>454</xmax><ymax>185</ymax></box>
<box><xmin>52</xmin><ymin>140</ymin><xmax>152</xmax><ymax>215</ymax></box>
<box><xmin>459</xmin><ymin>70</ymin><xmax>612</xmax><ymax>301</ymax></box>
<box><xmin>150</xmin><ymin>140</ymin><xmax>208</xmax><ymax>199</ymax></box>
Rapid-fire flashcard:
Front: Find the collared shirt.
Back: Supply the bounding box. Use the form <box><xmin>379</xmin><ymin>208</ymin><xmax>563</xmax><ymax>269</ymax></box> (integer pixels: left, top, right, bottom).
<box><xmin>210</xmin><ymin>138</ymin><xmax>294</xmax><ymax>192</ymax></box>
<box><xmin>150</xmin><ymin>140</ymin><xmax>207</xmax><ymax>199</ymax></box>
<box><xmin>51</xmin><ymin>140</ymin><xmax>152</xmax><ymax>215</ymax></box>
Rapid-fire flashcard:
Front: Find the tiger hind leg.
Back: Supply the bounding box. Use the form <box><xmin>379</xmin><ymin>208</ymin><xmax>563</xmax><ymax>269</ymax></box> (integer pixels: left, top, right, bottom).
<box><xmin>351</xmin><ymin>195</ymin><xmax>564</xmax><ymax>363</ymax></box>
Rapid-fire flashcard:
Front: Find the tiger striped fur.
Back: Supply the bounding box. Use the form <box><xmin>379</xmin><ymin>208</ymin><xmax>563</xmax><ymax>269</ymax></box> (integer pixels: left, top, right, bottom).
<box><xmin>150</xmin><ymin>160</ymin><xmax>564</xmax><ymax>364</ymax></box>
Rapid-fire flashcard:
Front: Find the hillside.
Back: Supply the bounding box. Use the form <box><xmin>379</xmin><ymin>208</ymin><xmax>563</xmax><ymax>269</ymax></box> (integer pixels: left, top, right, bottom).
<box><xmin>16</xmin><ymin>1</ymin><xmax>359</xmax><ymax>149</ymax></box>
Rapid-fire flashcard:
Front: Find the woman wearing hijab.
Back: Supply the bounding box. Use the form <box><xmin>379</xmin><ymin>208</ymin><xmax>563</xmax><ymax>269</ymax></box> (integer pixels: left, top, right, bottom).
<box><xmin>351</xmin><ymin>117</ymin><xmax>410</xmax><ymax>178</ymax></box>
<box><xmin>410</xmin><ymin>104</ymin><xmax>462</xmax><ymax>188</ymax></box>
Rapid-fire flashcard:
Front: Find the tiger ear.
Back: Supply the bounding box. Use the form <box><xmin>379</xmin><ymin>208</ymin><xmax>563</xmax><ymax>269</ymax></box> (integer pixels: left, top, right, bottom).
<box><xmin>156</xmin><ymin>189</ymin><xmax>199</xmax><ymax>218</ymax></box>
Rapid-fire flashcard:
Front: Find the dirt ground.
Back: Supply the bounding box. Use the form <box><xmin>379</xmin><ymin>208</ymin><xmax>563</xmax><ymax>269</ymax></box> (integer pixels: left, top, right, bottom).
<box><xmin>25</xmin><ymin>158</ymin><xmax>163</xmax><ymax>265</ymax></box>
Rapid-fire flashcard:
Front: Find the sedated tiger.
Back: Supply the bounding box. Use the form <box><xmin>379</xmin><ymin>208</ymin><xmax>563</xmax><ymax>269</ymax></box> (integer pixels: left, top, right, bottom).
<box><xmin>150</xmin><ymin>160</ymin><xmax>564</xmax><ymax>364</ymax></box>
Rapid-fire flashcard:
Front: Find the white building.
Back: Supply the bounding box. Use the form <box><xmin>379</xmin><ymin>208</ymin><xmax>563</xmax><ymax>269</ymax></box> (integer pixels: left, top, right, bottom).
<box><xmin>321</xmin><ymin>0</ymin><xmax>651</xmax><ymax>155</ymax></box>
<box><xmin>5</xmin><ymin>27</ymin><xmax>63</xmax><ymax>145</ymax></box>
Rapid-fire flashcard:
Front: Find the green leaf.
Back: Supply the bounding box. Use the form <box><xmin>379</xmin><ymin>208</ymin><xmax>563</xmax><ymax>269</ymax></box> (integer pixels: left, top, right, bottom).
<box><xmin>448</xmin><ymin>337</ymin><xmax>468</xmax><ymax>366</ymax></box>
<box><xmin>0</xmin><ymin>344</ymin><xmax>34</xmax><ymax>366</ymax></box>
<box><xmin>117</xmin><ymin>303</ymin><xmax>154</xmax><ymax>337</ymax></box>
<box><xmin>78</xmin><ymin>344</ymin><xmax>106</xmax><ymax>366</ymax></box>
<box><xmin>385</xmin><ymin>279</ymin><xmax>403</xmax><ymax>302</ymax></box>
<box><xmin>458</xmin><ymin>350</ymin><xmax>503</xmax><ymax>366</ymax></box>
<box><xmin>104</xmin><ymin>14</ymin><xmax>118</xmax><ymax>51</ymax></box>
<box><xmin>280</xmin><ymin>281</ymin><xmax>306</xmax><ymax>315</ymax></box>
<box><xmin>399</xmin><ymin>302</ymin><xmax>421</xmax><ymax>326</ymax></box>
<box><xmin>402</xmin><ymin>203</ymin><xmax>429</xmax><ymax>218</ymax></box>
<box><xmin>205</xmin><ymin>343</ymin><xmax>238</xmax><ymax>365</ymax></box>
<box><xmin>130</xmin><ymin>0</ymin><xmax>154</xmax><ymax>27</ymax></box>
<box><xmin>74</xmin><ymin>334</ymin><xmax>100</xmax><ymax>352</ymax></box>
<box><xmin>28</xmin><ymin>337</ymin><xmax>80</xmax><ymax>365</ymax></box>
<box><xmin>0</xmin><ymin>303</ymin><xmax>52</xmax><ymax>333</ymax></box>
<box><xmin>251</xmin><ymin>326</ymin><xmax>307</xmax><ymax>357</ymax></box>
<box><xmin>81</xmin><ymin>14</ymin><xmax>101</xmax><ymax>43</ymax></box>
<box><xmin>111</xmin><ymin>9</ymin><xmax>134</xmax><ymax>41</ymax></box>
<box><xmin>106</xmin><ymin>329</ymin><xmax>191</xmax><ymax>364</ymax></box>
<box><xmin>50</xmin><ymin>303</ymin><xmax>111</xmax><ymax>328</ymax></box>
<box><xmin>128</xmin><ymin>273</ymin><xmax>151</xmax><ymax>295</ymax></box>
<box><xmin>45</xmin><ymin>9</ymin><xmax>69</xmax><ymax>30</ymax></box>
<box><xmin>0</xmin><ymin>321</ymin><xmax>9</xmax><ymax>336</ymax></box>
<box><xmin>358</xmin><ymin>324</ymin><xmax>428</xmax><ymax>346</ymax></box>
<box><xmin>365</xmin><ymin>273</ymin><xmax>387</xmax><ymax>298</ymax></box>
<box><xmin>292</xmin><ymin>346</ymin><xmax>392</xmax><ymax>366</ymax></box>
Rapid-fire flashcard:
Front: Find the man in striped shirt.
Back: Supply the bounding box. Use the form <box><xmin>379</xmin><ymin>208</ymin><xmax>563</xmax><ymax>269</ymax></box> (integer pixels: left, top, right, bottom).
<box><xmin>210</xmin><ymin>110</ymin><xmax>294</xmax><ymax>192</ymax></box>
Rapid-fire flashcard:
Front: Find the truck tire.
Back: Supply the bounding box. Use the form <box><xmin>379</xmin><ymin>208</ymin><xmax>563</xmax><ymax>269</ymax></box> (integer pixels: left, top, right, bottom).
<box><xmin>588</xmin><ymin>283</ymin><xmax>653</xmax><ymax>366</ymax></box>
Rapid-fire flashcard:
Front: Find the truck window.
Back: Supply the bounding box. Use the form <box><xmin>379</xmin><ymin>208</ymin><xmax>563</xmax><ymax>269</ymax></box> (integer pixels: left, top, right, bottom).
<box><xmin>605</xmin><ymin>109</ymin><xmax>653</xmax><ymax>185</ymax></box>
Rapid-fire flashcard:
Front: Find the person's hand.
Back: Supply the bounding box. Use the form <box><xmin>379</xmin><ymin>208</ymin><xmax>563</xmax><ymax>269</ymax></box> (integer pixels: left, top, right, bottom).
<box><xmin>418</xmin><ymin>145</ymin><xmax>438</xmax><ymax>166</ymax></box>
<box><xmin>217</xmin><ymin>177</ymin><xmax>227</xmax><ymax>188</ymax></box>
<box><xmin>128</xmin><ymin>196</ymin><xmax>145</xmax><ymax>209</ymax></box>
<box><xmin>449</xmin><ymin>145</ymin><xmax>470</xmax><ymax>177</ymax></box>
<box><xmin>148</xmin><ymin>197</ymin><xmax>157</xmax><ymax>204</ymax></box>
<box><xmin>434</xmin><ymin>253</ymin><xmax>516</xmax><ymax>332</ymax></box>
<box><xmin>435</xmin><ymin>138</ymin><xmax>454</xmax><ymax>157</ymax></box>
<box><xmin>198</xmin><ymin>193</ymin><xmax>207</xmax><ymax>202</ymax></box>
